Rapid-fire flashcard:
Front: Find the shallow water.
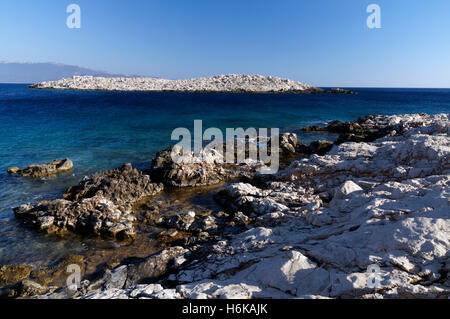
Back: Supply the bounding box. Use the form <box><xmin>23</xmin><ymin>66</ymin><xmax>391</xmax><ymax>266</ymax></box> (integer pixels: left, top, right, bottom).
<box><xmin>0</xmin><ymin>84</ymin><xmax>449</xmax><ymax>268</ymax></box>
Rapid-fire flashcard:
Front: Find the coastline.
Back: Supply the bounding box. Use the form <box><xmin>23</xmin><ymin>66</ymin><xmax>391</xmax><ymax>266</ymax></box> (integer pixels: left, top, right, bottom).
<box><xmin>1</xmin><ymin>112</ymin><xmax>449</xmax><ymax>299</ymax></box>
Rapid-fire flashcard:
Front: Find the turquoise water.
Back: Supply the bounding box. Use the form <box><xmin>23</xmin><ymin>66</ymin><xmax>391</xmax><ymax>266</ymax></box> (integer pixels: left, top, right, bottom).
<box><xmin>0</xmin><ymin>84</ymin><xmax>449</xmax><ymax>266</ymax></box>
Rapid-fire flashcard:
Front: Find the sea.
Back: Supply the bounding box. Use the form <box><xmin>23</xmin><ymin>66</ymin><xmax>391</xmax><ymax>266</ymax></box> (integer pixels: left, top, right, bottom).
<box><xmin>0</xmin><ymin>84</ymin><xmax>449</xmax><ymax>268</ymax></box>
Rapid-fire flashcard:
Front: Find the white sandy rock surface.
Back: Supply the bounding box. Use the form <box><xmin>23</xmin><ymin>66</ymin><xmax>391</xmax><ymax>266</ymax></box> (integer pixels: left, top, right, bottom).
<box><xmin>30</xmin><ymin>74</ymin><xmax>316</xmax><ymax>92</ymax></box>
<box><xmin>80</xmin><ymin>113</ymin><xmax>449</xmax><ymax>299</ymax></box>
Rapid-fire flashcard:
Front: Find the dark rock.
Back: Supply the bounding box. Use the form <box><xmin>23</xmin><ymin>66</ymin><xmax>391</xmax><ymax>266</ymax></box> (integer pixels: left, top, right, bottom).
<box><xmin>125</xmin><ymin>246</ymin><xmax>188</xmax><ymax>287</ymax></box>
<box><xmin>190</xmin><ymin>215</ymin><xmax>218</xmax><ymax>233</ymax></box>
<box><xmin>295</xmin><ymin>142</ymin><xmax>310</xmax><ymax>154</ymax></box>
<box><xmin>232</xmin><ymin>211</ymin><xmax>251</xmax><ymax>226</ymax></box>
<box><xmin>308</xmin><ymin>140</ymin><xmax>334</xmax><ymax>155</ymax></box>
<box><xmin>301</xmin><ymin>125</ymin><xmax>324</xmax><ymax>132</ymax></box>
<box><xmin>159</xmin><ymin>228</ymin><xmax>179</xmax><ymax>238</ymax></box>
<box><xmin>15</xmin><ymin>280</ymin><xmax>52</xmax><ymax>297</ymax></box>
<box><xmin>14</xmin><ymin>198</ymin><xmax>137</xmax><ymax>240</ymax></box>
<box><xmin>161</xmin><ymin>211</ymin><xmax>196</xmax><ymax>231</ymax></box>
<box><xmin>324</xmin><ymin>88</ymin><xmax>357</xmax><ymax>94</ymax></box>
<box><xmin>63</xmin><ymin>163</ymin><xmax>163</xmax><ymax>210</ymax></box>
<box><xmin>102</xmin><ymin>265</ymin><xmax>128</xmax><ymax>290</ymax></box>
<box><xmin>14</xmin><ymin>163</ymin><xmax>163</xmax><ymax>240</ymax></box>
<box><xmin>278</xmin><ymin>133</ymin><xmax>298</xmax><ymax>155</ymax></box>
<box><xmin>7</xmin><ymin>158</ymin><xmax>73</xmax><ymax>178</ymax></box>
<box><xmin>0</xmin><ymin>264</ymin><xmax>32</xmax><ymax>286</ymax></box>
<box><xmin>301</xmin><ymin>114</ymin><xmax>417</xmax><ymax>146</ymax></box>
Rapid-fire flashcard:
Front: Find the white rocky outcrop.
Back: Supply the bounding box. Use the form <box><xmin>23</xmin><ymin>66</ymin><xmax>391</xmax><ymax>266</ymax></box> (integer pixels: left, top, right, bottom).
<box><xmin>81</xmin><ymin>113</ymin><xmax>449</xmax><ymax>299</ymax></box>
<box><xmin>30</xmin><ymin>74</ymin><xmax>317</xmax><ymax>92</ymax></box>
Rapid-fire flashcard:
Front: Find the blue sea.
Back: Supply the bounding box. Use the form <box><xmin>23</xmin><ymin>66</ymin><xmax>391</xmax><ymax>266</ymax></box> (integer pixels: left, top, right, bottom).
<box><xmin>0</xmin><ymin>84</ymin><xmax>449</xmax><ymax>267</ymax></box>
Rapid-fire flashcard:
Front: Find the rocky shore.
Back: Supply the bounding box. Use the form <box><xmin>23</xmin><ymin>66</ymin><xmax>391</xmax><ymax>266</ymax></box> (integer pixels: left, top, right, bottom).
<box><xmin>28</xmin><ymin>74</ymin><xmax>355</xmax><ymax>94</ymax></box>
<box><xmin>2</xmin><ymin>113</ymin><xmax>449</xmax><ymax>299</ymax></box>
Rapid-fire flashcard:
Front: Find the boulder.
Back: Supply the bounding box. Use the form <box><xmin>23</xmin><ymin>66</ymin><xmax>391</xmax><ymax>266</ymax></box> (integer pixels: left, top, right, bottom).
<box><xmin>278</xmin><ymin>133</ymin><xmax>298</xmax><ymax>155</ymax></box>
<box><xmin>333</xmin><ymin>181</ymin><xmax>363</xmax><ymax>200</ymax></box>
<box><xmin>163</xmin><ymin>211</ymin><xmax>196</xmax><ymax>231</ymax></box>
<box><xmin>150</xmin><ymin>146</ymin><xmax>230</xmax><ymax>187</ymax></box>
<box><xmin>63</xmin><ymin>163</ymin><xmax>163</xmax><ymax>210</ymax></box>
<box><xmin>125</xmin><ymin>247</ymin><xmax>189</xmax><ymax>287</ymax></box>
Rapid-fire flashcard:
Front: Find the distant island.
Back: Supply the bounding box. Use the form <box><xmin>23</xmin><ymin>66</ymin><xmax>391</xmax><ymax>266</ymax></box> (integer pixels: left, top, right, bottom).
<box><xmin>28</xmin><ymin>74</ymin><xmax>356</xmax><ymax>94</ymax></box>
<box><xmin>0</xmin><ymin>62</ymin><xmax>133</xmax><ymax>83</ymax></box>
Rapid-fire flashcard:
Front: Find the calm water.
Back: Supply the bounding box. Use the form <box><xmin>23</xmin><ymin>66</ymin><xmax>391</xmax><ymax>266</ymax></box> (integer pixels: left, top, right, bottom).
<box><xmin>0</xmin><ymin>84</ymin><xmax>449</xmax><ymax>266</ymax></box>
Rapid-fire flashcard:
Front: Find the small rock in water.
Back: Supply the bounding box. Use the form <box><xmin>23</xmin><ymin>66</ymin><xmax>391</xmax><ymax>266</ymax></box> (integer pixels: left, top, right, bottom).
<box><xmin>7</xmin><ymin>158</ymin><xmax>73</xmax><ymax>178</ymax></box>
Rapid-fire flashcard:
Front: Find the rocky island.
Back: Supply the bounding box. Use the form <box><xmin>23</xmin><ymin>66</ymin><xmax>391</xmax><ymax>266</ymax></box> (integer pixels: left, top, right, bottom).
<box><xmin>2</xmin><ymin>112</ymin><xmax>448</xmax><ymax>299</ymax></box>
<box><xmin>28</xmin><ymin>74</ymin><xmax>355</xmax><ymax>94</ymax></box>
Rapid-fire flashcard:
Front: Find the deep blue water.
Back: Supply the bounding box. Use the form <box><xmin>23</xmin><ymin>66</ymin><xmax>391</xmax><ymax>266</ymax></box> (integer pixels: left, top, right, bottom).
<box><xmin>0</xmin><ymin>84</ymin><xmax>449</xmax><ymax>266</ymax></box>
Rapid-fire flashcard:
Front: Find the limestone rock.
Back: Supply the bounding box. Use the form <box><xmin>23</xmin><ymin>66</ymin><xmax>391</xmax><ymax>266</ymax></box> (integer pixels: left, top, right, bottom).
<box><xmin>125</xmin><ymin>247</ymin><xmax>189</xmax><ymax>287</ymax></box>
<box><xmin>14</xmin><ymin>163</ymin><xmax>163</xmax><ymax>240</ymax></box>
<box><xmin>7</xmin><ymin>158</ymin><xmax>73</xmax><ymax>178</ymax></box>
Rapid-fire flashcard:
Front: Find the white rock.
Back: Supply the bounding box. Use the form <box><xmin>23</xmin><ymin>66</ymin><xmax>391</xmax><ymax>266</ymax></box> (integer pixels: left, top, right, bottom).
<box><xmin>31</xmin><ymin>74</ymin><xmax>315</xmax><ymax>93</ymax></box>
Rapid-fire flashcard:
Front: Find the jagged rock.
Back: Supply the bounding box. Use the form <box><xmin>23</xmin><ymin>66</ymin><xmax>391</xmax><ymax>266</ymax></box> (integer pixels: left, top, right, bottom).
<box><xmin>232</xmin><ymin>211</ymin><xmax>251</xmax><ymax>226</ymax></box>
<box><xmin>90</xmin><ymin>265</ymin><xmax>129</xmax><ymax>291</ymax></box>
<box><xmin>14</xmin><ymin>197</ymin><xmax>137</xmax><ymax>240</ymax></box>
<box><xmin>394</xmin><ymin>284</ymin><xmax>450</xmax><ymax>299</ymax></box>
<box><xmin>7</xmin><ymin>158</ymin><xmax>73</xmax><ymax>178</ymax></box>
<box><xmin>278</xmin><ymin>133</ymin><xmax>297</xmax><ymax>154</ymax></box>
<box><xmin>63</xmin><ymin>163</ymin><xmax>163</xmax><ymax>210</ymax></box>
<box><xmin>308</xmin><ymin>140</ymin><xmax>334</xmax><ymax>155</ymax></box>
<box><xmin>302</xmin><ymin>113</ymin><xmax>438</xmax><ymax>146</ymax></box>
<box><xmin>15</xmin><ymin>280</ymin><xmax>52</xmax><ymax>297</ymax></box>
<box><xmin>190</xmin><ymin>215</ymin><xmax>218</xmax><ymax>233</ymax></box>
<box><xmin>159</xmin><ymin>211</ymin><xmax>196</xmax><ymax>231</ymax></box>
<box><xmin>0</xmin><ymin>264</ymin><xmax>32</xmax><ymax>286</ymax></box>
<box><xmin>14</xmin><ymin>163</ymin><xmax>163</xmax><ymax>240</ymax></box>
<box><xmin>125</xmin><ymin>247</ymin><xmax>189</xmax><ymax>287</ymax></box>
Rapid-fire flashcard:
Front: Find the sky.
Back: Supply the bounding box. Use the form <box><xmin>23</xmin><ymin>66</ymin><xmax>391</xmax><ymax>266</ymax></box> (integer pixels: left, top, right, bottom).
<box><xmin>1</xmin><ymin>0</ymin><xmax>450</xmax><ymax>87</ymax></box>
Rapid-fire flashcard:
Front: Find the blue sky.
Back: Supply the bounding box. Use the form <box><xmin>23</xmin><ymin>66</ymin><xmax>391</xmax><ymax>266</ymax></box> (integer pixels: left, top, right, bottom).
<box><xmin>1</xmin><ymin>0</ymin><xmax>449</xmax><ymax>87</ymax></box>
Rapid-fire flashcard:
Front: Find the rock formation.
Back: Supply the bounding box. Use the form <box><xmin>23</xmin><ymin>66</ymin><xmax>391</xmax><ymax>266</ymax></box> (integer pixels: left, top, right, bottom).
<box><xmin>7</xmin><ymin>158</ymin><xmax>73</xmax><ymax>178</ymax></box>
<box><xmin>14</xmin><ymin>163</ymin><xmax>163</xmax><ymax>240</ymax></box>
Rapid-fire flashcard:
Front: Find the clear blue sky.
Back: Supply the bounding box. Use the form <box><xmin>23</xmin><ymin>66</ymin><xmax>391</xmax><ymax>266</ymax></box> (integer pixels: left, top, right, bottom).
<box><xmin>1</xmin><ymin>0</ymin><xmax>449</xmax><ymax>87</ymax></box>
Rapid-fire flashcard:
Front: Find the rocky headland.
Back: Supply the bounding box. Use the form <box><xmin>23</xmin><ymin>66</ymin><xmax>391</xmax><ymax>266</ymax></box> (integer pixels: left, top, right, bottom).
<box><xmin>28</xmin><ymin>74</ymin><xmax>355</xmax><ymax>94</ymax></box>
<box><xmin>2</xmin><ymin>113</ymin><xmax>449</xmax><ymax>299</ymax></box>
